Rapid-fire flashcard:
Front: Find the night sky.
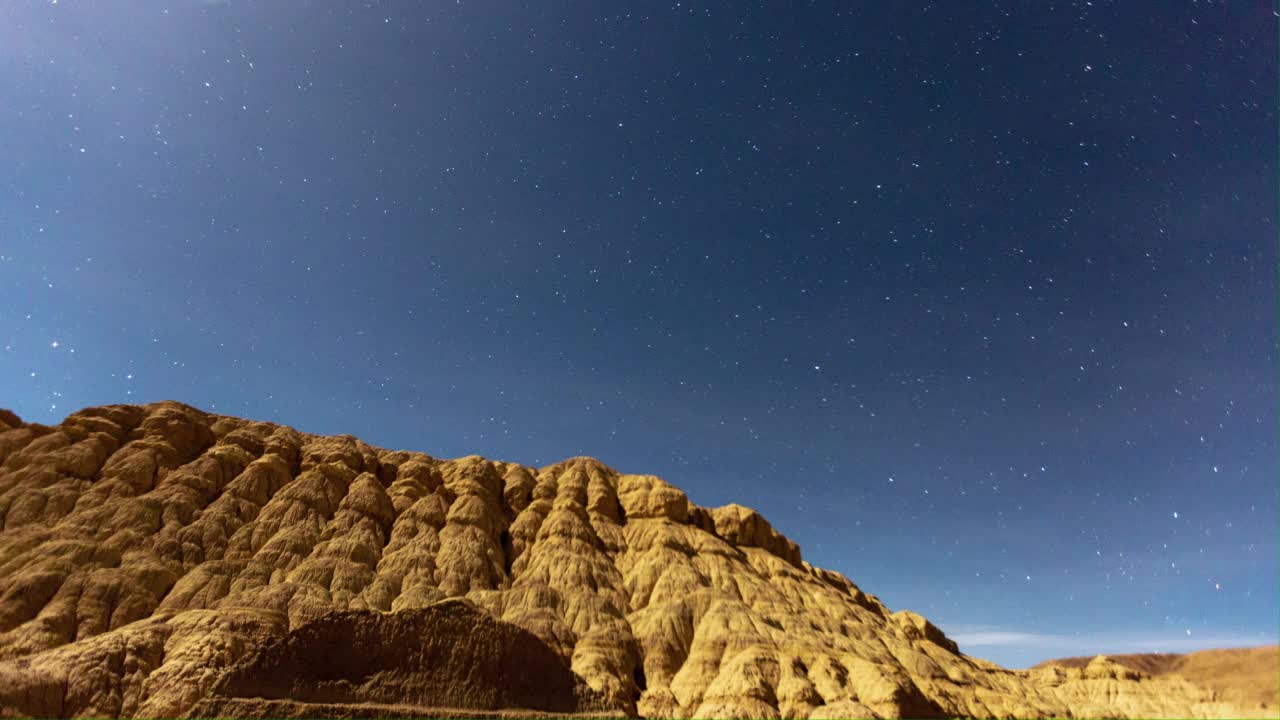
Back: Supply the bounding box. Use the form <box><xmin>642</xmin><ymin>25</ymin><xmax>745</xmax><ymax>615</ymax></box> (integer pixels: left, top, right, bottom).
<box><xmin>2</xmin><ymin>1</ymin><xmax>1277</xmax><ymax>668</ymax></box>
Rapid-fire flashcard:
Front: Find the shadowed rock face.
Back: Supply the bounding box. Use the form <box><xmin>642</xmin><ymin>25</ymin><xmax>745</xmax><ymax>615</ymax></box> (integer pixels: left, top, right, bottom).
<box><xmin>192</xmin><ymin>600</ymin><xmax>616</xmax><ymax>717</ymax></box>
<box><xmin>0</xmin><ymin>402</ymin><xmax>1261</xmax><ymax>719</ymax></box>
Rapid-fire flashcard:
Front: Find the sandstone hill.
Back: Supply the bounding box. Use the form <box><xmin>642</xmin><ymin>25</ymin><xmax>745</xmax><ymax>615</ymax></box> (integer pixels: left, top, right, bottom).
<box><xmin>1036</xmin><ymin>646</ymin><xmax>1279</xmax><ymax>719</ymax></box>
<box><xmin>0</xmin><ymin>401</ymin><xmax>1266</xmax><ymax>718</ymax></box>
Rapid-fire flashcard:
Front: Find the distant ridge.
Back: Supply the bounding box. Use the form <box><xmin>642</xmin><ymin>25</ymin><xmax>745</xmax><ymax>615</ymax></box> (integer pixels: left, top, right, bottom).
<box><xmin>1036</xmin><ymin>646</ymin><xmax>1279</xmax><ymax>718</ymax></box>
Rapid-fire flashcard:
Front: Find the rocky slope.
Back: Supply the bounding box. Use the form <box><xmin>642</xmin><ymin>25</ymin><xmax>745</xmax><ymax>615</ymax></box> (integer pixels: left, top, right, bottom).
<box><xmin>0</xmin><ymin>401</ymin><xmax>1261</xmax><ymax>718</ymax></box>
<box><xmin>1037</xmin><ymin>647</ymin><xmax>1279</xmax><ymax>719</ymax></box>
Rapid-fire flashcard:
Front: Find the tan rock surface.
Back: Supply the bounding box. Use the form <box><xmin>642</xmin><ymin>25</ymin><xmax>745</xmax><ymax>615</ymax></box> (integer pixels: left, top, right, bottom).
<box><xmin>1036</xmin><ymin>646</ymin><xmax>1280</xmax><ymax>719</ymax></box>
<box><xmin>0</xmin><ymin>402</ymin><xmax>1267</xmax><ymax>718</ymax></box>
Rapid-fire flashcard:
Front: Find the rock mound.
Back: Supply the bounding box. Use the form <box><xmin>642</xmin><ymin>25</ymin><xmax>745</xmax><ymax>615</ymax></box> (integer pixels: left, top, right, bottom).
<box><xmin>192</xmin><ymin>599</ymin><xmax>616</xmax><ymax>717</ymax></box>
<box><xmin>0</xmin><ymin>402</ymin><xmax>1258</xmax><ymax>718</ymax></box>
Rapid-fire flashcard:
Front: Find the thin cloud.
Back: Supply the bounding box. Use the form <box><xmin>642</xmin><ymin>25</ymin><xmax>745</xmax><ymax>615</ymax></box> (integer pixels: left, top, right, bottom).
<box><xmin>947</xmin><ymin>625</ymin><xmax>1276</xmax><ymax>655</ymax></box>
<box><xmin>950</xmin><ymin>631</ymin><xmax>1063</xmax><ymax>647</ymax></box>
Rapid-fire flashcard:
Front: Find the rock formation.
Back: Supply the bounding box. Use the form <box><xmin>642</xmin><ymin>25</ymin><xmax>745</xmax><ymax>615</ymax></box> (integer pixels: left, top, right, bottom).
<box><xmin>0</xmin><ymin>402</ymin><xmax>1263</xmax><ymax>718</ymax></box>
<box><xmin>1036</xmin><ymin>647</ymin><xmax>1280</xmax><ymax>719</ymax></box>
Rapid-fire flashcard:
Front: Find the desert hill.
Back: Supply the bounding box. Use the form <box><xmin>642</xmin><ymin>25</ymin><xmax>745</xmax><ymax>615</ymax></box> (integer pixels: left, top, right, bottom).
<box><xmin>1036</xmin><ymin>646</ymin><xmax>1279</xmax><ymax>719</ymax></box>
<box><xmin>0</xmin><ymin>401</ymin><xmax>1266</xmax><ymax>718</ymax></box>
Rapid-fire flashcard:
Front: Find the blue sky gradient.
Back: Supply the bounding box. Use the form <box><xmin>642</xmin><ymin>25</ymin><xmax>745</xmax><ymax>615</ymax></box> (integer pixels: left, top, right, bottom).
<box><xmin>2</xmin><ymin>1</ymin><xmax>1276</xmax><ymax>667</ymax></box>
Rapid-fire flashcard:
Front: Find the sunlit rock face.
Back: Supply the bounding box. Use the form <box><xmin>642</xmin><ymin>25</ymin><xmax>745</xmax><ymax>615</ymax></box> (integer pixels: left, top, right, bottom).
<box><xmin>0</xmin><ymin>402</ymin><xmax>1250</xmax><ymax>718</ymax></box>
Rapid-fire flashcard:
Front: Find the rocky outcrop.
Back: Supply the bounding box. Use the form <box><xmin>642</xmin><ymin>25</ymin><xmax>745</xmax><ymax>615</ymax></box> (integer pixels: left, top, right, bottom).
<box><xmin>0</xmin><ymin>402</ymin><xmax>1259</xmax><ymax>718</ymax></box>
<box><xmin>1037</xmin><ymin>647</ymin><xmax>1280</xmax><ymax>719</ymax></box>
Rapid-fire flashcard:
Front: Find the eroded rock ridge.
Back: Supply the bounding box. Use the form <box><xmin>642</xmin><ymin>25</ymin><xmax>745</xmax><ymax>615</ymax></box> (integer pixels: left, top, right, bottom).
<box><xmin>0</xmin><ymin>402</ymin><xmax>1247</xmax><ymax>718</ymax></box>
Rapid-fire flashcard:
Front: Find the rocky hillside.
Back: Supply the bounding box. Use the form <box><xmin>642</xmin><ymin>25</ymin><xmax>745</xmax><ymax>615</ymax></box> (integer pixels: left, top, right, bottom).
<box><xmin>1037</xmin><ymin>647</ymin><xmax>1279</xmax><ymax>719</ymax></box>
<box><xmin>0</xmin><ymin>402</ymin><xmax>1260</xmax><ymax>718</ymax></box>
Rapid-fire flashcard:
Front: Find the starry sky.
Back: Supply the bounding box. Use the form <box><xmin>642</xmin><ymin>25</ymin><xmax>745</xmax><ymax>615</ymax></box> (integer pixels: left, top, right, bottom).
<box><xmin>2</xmin><ymin>1</ymin><xmax>1277</xmax><ymax>668</ymax></box>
